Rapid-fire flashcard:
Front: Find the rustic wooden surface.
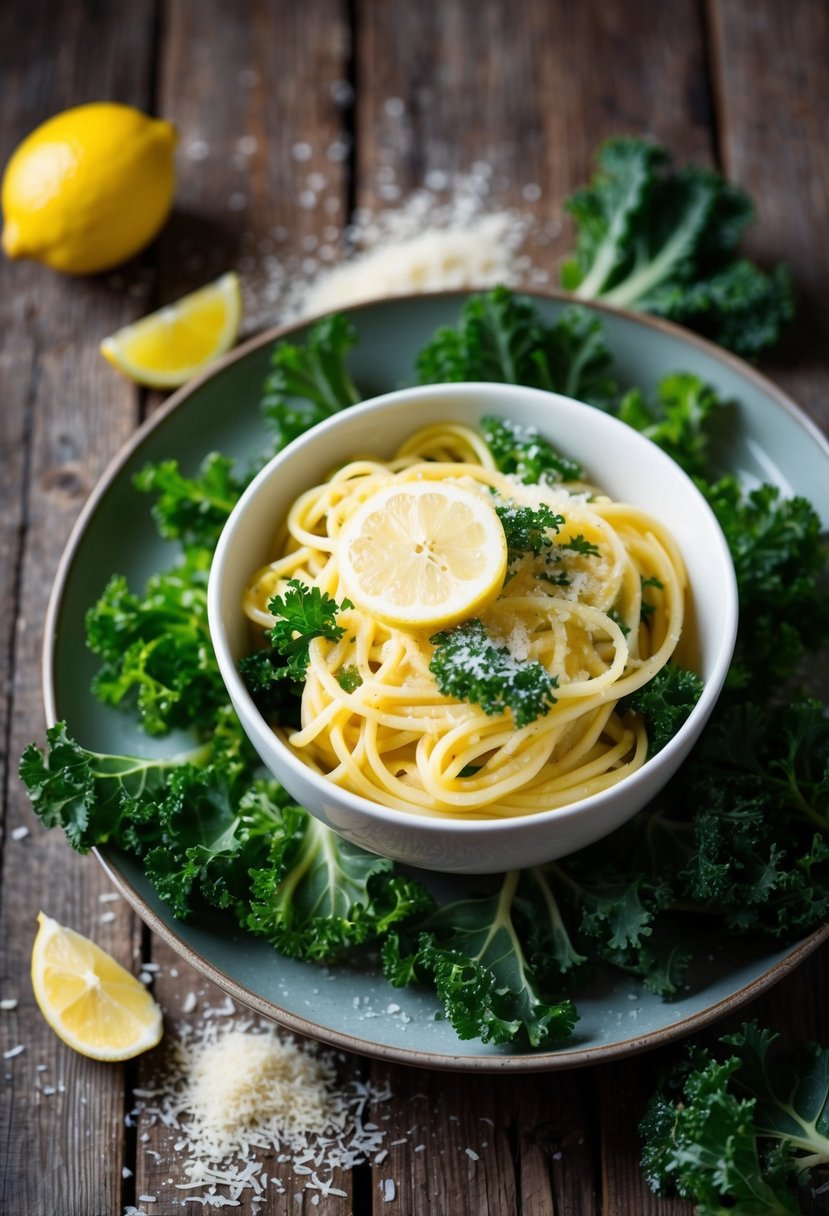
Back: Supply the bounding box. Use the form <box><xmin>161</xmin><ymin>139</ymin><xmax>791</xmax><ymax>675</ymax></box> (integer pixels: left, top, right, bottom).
<box><xmin>1</xmin><ymin>1</ymin><xmax>828</xmax><ymax>1213</ymax></box>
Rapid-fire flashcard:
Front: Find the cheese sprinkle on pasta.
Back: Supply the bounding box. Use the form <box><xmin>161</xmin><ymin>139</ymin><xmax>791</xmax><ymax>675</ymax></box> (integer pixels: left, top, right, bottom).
<box><xmin>243</xmin><ymin>421</ymin><xmax>690</xmax><ymax>818</ymax></box>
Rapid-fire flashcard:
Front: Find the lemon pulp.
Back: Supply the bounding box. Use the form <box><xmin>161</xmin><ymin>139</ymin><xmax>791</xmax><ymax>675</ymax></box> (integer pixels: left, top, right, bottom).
<box><xmin>337</xmin><ymin>479</ymin><xmax>508</xmax><ymax>629</ymax></box>
<box><xmin>100</xmin><ymin>272</ymin><xmax>242</xmax><ymax>388</ymax></box>
<box><xmin>31</xmin><ymin>911</ymin><xmax>163</xmax><ymax>1061</ymax></box>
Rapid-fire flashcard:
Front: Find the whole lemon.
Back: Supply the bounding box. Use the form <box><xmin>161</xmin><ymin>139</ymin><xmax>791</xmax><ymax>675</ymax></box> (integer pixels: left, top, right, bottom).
<box><xmin>1</xmin><ymin>102</ymin><xmax>177</xmax><ymax>275</ymax></box>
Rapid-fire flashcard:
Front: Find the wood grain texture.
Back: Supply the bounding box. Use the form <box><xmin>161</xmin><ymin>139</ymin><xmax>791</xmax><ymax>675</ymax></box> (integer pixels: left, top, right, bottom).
<box><xmin>1</xmin><ymin>1</ymin><xmax>828</xmax><ymax>1213</ymax></box>
<box><xmin>128</xmin><ymin>936</ymin><xmax>368</xmax><ymax>1210</ymax></box>
<box><xmin>708</xmin><ymin>0</ymin><xmax>829</xmax><ymax>434</ymax></box>
<box><xmin>156</xmin><ymin>0</ymin><xmax>351</xmax><ymax>331</ymax></box>
<box><xmin>0</xmin><ymin>3</ymin><xmax>158</xmax><ymax>1213</ymax></box>
<box><xmin>354</xmin><ymin>0</ymin><xmax>714</xmax><ymax>282</ymax></box>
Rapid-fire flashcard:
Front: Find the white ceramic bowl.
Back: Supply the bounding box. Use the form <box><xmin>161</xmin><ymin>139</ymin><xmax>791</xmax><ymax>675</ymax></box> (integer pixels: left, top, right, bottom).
<box><xmin>208</xmin><ymin>382</ymin><xmax>738</xmax><ymax>874</ymax></box>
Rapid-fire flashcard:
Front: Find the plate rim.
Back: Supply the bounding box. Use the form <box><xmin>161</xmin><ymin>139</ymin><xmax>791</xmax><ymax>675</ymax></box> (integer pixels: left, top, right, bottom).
<box><xmin>43</xmin><ymin>288</ymin><xmax>829</xmax><ymax>1072</ymax></box>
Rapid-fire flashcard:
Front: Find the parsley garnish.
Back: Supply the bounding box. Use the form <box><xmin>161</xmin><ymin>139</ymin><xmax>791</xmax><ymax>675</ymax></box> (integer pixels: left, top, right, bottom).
<box><xmin>429</xmin><ymin>619</ymin><xmax>558</xmax><ymax>728</ymax></box>
<box><xmin>495</xmin><ymin>502</ymin><xmax>564</xmax><ymax>560</ymax></box>
<box><xmin>336</xmin><ymin>665</ymin><xmax>362</xmax><ymax>692</ymax></box>
<box><xmin>495</xmin><ymin>501</ymin><xmax>600</xmax><ymax>585</ymax></box>
<box><xmin>239</xmin><ymin>580</ymin><xmax>352</xmax><ymax>716</ymax></box>
<box><xmin>482</xmin><ymin>414</ymin><xmax>584</xmax><ymax>484</ymax></box>
<box><xmin>266</xmin><ymin>580</ymin><xmax>352</xmax><ymax>679</ymax></box>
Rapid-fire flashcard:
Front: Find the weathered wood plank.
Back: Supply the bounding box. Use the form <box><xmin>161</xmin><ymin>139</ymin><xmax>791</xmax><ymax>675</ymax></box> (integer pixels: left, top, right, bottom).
<box><xmin>708</xmin><ymin>0</ymin><xmax>829</xmax><ymax>435</ymax></box>
<box><xmin>131</xmin><ymin>1</ymin><xmax>354</xmax><ymax>1207</ymax></box>
<box><xmin>354</xmin><ymin>2</ymin><xmax>714</xmax><ymax>1211</ymax></box>
<box><xmin>354</xmin><ymin>0</ymin><xmax>715</xmax><ymax>288</ymax></box>
<box><xmin>367</xmin><ymin>1063</ymin><xmax>602</xmax><ymax>1215</ymax></box>
<box><xmin>0</xmin><ymin>2</ymin><xmax>158</xmax><ymax>1213</ymax></box>
<box><xmin>155</xmin><ymin>0</ymin><xmax>352</xmax><ymax>335</ymax></box>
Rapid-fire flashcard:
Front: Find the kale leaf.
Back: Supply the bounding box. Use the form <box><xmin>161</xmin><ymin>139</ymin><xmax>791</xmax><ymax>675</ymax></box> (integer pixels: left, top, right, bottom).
<box><xmin>132</xmin><ymin>452</ymin><xmax>243</xmax><ymax>549</ymax></box>
<box><xmin>85</xmin><ymin>547</ymin><xmax>225</xmax><ymax>737</ymax></box>
<box><xmin>265</xmin><ymin>580</ymin><xmax>351</xmax><ymax>681</ymax></box>
<box><xmin>673</xmin><ymin>700</ymin><xmax>829</xmax><ymax>936</ymax></box>
<box><xmin>383</xmin><ymin>869</ymin><xmax>580</xmax><ymax>1047</ymax></box>
<box><xmin>622</xmin><ymin>663</ymin><xmax>704</xmax><ymax>757</ymax></box>
<box><xmin>641</xmin><ymin>1022</ymin><xmax>829</xmax><ymax>1213</ymax></box>
<box><xmin>239</xmin><ymin>580</ymin><xmax>352</xmax><ymax>722</ymax></box>
<box><xmin>429</xmin><ymin>619</ymin><xmax>558</xmax><ymax>728</ymax></box>
<box><xmin>616</xmin><ymin>371</ymin><xmax>726</xmax><ymax>480</ymax></box>
<box><xmin>247</xmin><ymin>806</ymin><xmax>433</xmax><ymax>961</ymax></box>
<box><xmin>482</xmin><ymin>414</ymin><xmax>584</xmax><ymax>484</ymax></box>
<box><xmin>562</xmin><ymin>138</ymin><xmax>794</xmax><ymax>357</ymax></box>
<box><xmin>20</xmin><ymin>718</ymin><xmax>432</xmax><ymax>947</ymax></box>
<box><xmin>260</xmin><ymin>312</ymin><xmax>362</xmax><ymax>450</ymax></box>
<box><xmin>416</xmin><ymin>286</ymin><xmax>617</xmax><ymax>407</ymax></box>
<box><xmin>704</xmin><ymin>478</ymin><xmax>829</xmax><ymax>695</ymax></box>
<box><xmin>495</xmin><ymin>501</ymin><xmax>564</xmax><ymax>560</ymax></box>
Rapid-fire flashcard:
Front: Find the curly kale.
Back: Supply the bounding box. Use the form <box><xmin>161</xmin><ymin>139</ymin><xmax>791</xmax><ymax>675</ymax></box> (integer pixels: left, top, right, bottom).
<box><xmin>260</xmin><ymin>312</ymin><xmax>362</xmax><ymax>449</ymax></box>
<box><xmin>383</xmin><ymin>869</ymin><xmax>580</xmax><ymax>1047</ymax></box>
<box><xmin>641</xmin><ymin>1022</ymin><xmax>829</xmax><ymax>1213</ymax></box>
<box><xmin>85</xmin><ymin>547</ymin><xmax>225</xmax><ymax>737</ymax></box>
<box><xmin>416</xmin><ymin>286</ymin><xmax>618</xmax><ymax>407</ymax></box>
<box><xmin>429</xmin><ymin>619</ymin><xmax>558</xmax><ymax>729</ymax></box>
<box><xmin>239</xmin><ymin>580</ymin><xmax>352</xmax><ymax>726</ymax></box>
<box><xmin>622</xmin><ymin>663</ymin><xmax>704</xmax><ymax>756</ymax></box>
<box><xmin>20</xmin><ymin>718</ymin><xmax>430</xmax><ymax>951</ymax></box>
<box><xmin>247</xmin><ymin>805</ymin><xmax>433</xmax><ymax>961</ymax></box>
<box><xmin>704</xmin><ymin>478</ymin><xmax>829</xmax><ymax>695</ymax></box>
<box><xmin>616</xmin><ymin>371</ymin><xmax>727</xmax><ymax>480</ymax></box>
<box><xmin>482</xmin><ymin>414</ymin><xmax>584</xmax><ymax>484</ymax></box>
<box><xmin>562</xmin><ymin>138</ymin><xmax>794</xmax><ymax>356</ymax></box>
<box><xmin>132</xmin><ymin>452</ymin><xmax>243</xmax><ymax>549</ymax></box>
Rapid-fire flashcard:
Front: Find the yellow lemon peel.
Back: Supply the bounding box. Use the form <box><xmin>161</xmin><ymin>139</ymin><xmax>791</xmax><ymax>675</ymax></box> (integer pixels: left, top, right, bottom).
<box><xmin>31</xmin><ymin>911</ymin><xmax>163</xmax><ymax>1062</ymax></box>
<box><xmin>1</xmin><ymin>102</ymin><xmax>176</xmax><ymax>275</ymax></box>
<box><xmin>100</xmin><ymin>272</ymin><xmax>242</xmax><ymax>388</ymax></box>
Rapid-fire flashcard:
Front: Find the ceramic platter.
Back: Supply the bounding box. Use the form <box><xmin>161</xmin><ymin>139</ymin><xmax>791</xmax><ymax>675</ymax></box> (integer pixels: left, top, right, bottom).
<box><xmin>45</xmin><ymin>291</ymin><xmax>829</xmax><ymax>1072</ymax></box>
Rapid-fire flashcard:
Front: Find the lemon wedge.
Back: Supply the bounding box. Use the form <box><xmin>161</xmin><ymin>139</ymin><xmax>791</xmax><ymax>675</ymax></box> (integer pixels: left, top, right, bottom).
<box><xmin>100</xmin><ymin>271</ymin><xmax>242</xmax><ymax>388</ymax></box>
<box><xmin>31</xmin><ymin>912</ymin><xmax>163</xmax><ymax>1061</ymax></box>
<box><xmin>338</xmin><ymin>480</ymin><xmax>508</xmax><ymax>630</ymax></box>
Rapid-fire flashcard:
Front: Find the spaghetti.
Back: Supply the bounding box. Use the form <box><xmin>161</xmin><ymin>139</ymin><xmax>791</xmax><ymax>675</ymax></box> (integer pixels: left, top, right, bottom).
<box><xmin>242</xmin><ymin>421</ymin><xmax>691</xmax><ymax>818</ymax></box>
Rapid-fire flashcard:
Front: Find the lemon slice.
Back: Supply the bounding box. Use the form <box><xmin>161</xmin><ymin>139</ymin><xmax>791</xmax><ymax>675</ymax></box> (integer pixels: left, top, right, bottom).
<box><xmin>338</xmin><ymin>480</ymin><xmax>508</xmax><ymax>629</ymax></box>
<box><xmin>100</xmin><ymin>271</ymin><xmax>242</xmax><ymax>388</ymax></box>
<box><xmin>31</xmin><ymin>912</ymin><xmax>163</xmax><ymax>1061</ymax></box>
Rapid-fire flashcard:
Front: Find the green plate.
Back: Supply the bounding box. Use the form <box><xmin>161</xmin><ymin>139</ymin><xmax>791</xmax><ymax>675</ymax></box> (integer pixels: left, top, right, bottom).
<box><xmin>44</xmin><ymin>291</ymin><xmax>829</xmax><ymax>1072</ymax></box>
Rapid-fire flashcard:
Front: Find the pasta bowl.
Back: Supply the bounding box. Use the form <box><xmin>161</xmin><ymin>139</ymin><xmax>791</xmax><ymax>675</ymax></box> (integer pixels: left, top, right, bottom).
<box><xmin>208</xmin><ymin>382</ymin><xmax>737</xmax><ymax>873</ymax></box>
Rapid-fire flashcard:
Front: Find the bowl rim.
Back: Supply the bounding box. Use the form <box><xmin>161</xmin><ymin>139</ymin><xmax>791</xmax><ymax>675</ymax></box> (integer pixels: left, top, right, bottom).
<box><xmin>207</xmin><ymin>378</ymin><xmax>739</xmax><ymax>840</ymax></box>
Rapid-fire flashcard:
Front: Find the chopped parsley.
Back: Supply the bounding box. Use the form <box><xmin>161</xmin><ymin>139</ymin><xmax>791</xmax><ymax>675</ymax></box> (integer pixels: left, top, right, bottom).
<box><xmin>336</xmin><ymin>665</ymin><xmax>362</xmax><ymax>692</ymax></box>
<box><xmin>429</xmin><ymin>619</ymin><xmax>558</xmax><ymax>729</ymax></box>
<box><xmin>495</xmin><ymin>502</ymin><xmax>564</xmax><ymax>559</ymax></box>
<box><xmin>239</xmin><ymin>580</ymin><xmax>352</xmax><ymax>716</ymax></box>
<box><xmin>482</xmin><ymin>414</ymin><xmax>584</xmax><ymax>484</ymax></box>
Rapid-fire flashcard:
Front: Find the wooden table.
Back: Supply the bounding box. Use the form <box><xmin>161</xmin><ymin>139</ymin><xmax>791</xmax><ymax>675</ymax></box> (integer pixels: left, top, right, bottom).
<box><xmin>2</xmin><ymin>2</ymin><xmax>828</xmax><ymax>1212</ymax></box>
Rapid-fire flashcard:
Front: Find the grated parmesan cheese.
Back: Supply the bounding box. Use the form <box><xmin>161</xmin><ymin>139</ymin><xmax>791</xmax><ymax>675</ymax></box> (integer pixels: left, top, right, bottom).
<box><xmin>128</xmin><ymin>1018</ymin><xmax>392</xmax><ymax>1208</ymax></box>
<box><xmin>301</xmin><ymin>211</ymin><xmax>528</xmax><ymax>317</ymax></box>
<box><xmin>238</xmin><ymin>168</ymin><xmax>559</xmax><ymax>334</ymax></box>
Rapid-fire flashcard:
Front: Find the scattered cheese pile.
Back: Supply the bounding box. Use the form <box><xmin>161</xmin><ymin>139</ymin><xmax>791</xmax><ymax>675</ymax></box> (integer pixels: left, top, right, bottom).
<box><xmin>178</xmin><ymin>1027</ymin><xmax>337</xmax><ymax>1155</ymax></box>
<box><xmin>129</xmin><ymin>1017</ymin><xmax>391</xmax><ymax>1207</ymax></box>
<box><xmin>301</xmin><ymin>210</ymin><xmax>529</xmax><ymax>317</ymax></box>
<box><xmin>237</xmin><ymin>170</ymin><xmax>560</xmax><ymax>333</ymax></box>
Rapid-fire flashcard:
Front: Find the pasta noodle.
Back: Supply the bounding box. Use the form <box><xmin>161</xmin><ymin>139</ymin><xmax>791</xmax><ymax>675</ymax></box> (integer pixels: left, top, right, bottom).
<box><xmin>242</xmin><ymin>421</ymin><xmax>691</xmax><ymax>819</ymax></box>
